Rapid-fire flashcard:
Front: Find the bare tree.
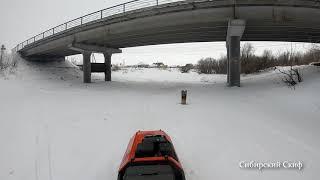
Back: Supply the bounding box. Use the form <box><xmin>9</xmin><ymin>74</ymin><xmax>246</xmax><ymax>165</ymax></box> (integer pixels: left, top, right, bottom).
<box><xmin>241</xmin><ymin>43</ymin><xmax>255</xmax><ymax>60</ymax></box>
<box><xmin>241</xmin><ymin>43</ymin><xmax>257</xmax><ymax>74</ymax></box>
<box><xmin>197</xmin><ymin>58</ymin><xmax>216</xmax><ymax>74</ymax></box>
<box><xmin>196</xmin><ymin>57</ymin><xmax>227</xmax><ymax>74</ymax></box>
<box><xmin>197</xmin><ymin>43</ymin><xmax>317</xmax><ymax>75</ymax></box>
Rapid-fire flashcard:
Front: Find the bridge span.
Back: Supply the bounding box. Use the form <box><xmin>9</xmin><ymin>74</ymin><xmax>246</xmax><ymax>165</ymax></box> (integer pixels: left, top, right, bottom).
<box><xmin>14</xmin><ymin>0</ymin><xmax>320</xmax><ymax>86</ymax></box>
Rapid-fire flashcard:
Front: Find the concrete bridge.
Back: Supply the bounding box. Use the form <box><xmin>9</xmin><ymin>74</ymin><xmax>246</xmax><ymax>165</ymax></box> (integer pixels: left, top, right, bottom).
<box><xmin>15</xmin><ymin>0</ymin><xmax>320</xmax><ymax>86</ymax></box>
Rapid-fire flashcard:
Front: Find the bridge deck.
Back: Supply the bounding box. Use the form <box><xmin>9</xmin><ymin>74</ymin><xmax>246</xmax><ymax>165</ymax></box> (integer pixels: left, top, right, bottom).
<box><xmin>16</xmin><ymin>0</ymin><xmax>320</xmax><ymax>58</ymax></box>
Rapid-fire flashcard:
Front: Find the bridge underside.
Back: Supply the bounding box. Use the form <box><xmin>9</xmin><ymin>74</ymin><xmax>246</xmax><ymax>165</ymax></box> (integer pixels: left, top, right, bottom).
<box><xmin>18</xmin><ymin>0</ymin><xmax>320</xmax><ymax>85</ymax></box>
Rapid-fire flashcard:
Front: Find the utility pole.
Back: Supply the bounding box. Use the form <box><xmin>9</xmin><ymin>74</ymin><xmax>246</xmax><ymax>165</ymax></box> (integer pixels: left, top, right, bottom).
<box><xmin>0</xmin><ymin>45</ymin><xmax>6</xmax><ymax>69</ymax></box>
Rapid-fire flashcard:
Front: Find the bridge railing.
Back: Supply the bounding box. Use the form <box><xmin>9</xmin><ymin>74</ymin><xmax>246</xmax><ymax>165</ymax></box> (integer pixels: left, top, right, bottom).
<box><xmin>14</xmin><ymin>0</ymin><xmax>182</xmax><ymax>52</ymax></box>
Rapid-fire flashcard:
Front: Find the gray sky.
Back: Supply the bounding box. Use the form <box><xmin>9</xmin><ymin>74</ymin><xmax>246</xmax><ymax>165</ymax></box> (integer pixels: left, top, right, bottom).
<box><xmin>0</xmin><ymin>0</ymin><xmax>314</xmax><ymax>65</ymax></box>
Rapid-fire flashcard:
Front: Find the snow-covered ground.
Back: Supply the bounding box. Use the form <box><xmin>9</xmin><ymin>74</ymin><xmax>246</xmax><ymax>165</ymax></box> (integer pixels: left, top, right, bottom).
<box><xmin>0</xmin><ymin>59</ymin><xmax>320</xmax><ymax>180</ymax></box>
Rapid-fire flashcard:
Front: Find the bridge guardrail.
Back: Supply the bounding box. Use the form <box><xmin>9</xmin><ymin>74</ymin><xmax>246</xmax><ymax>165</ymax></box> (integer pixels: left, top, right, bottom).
<box><xmin>14</xmin><ymin>0</ymin><xmax>182</xmax><ymax>52</ymax></box>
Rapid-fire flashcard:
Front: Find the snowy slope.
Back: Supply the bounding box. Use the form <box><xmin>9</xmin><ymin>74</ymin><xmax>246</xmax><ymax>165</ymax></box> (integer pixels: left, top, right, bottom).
<box><xmin>0</xmin><ymin>59</ymin><xmax>320</xmax><ymax>180</ymax></box>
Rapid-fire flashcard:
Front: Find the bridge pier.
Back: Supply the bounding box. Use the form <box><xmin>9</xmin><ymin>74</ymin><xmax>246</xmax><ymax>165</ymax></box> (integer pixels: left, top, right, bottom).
<box><xmin>226</xmin><ymin>45</ymin><xmax>230</xmax><ymax>84</ymax></box>
<box><xmin>69</xmin><ymin>43</ymin><xmax>122</xmax><ymax>83</ymax></box>
<box><xmin>227</xmin><ymin>36</ymin><xmax>241</xmax><ymax>86</ymax></box>
<box><xmin>103</xmin><ymin>53</ymin><xmax>112</xmax><ymax>81</ymax></box>
<box><xmin>226</xmin><ymin>19</ymin><xmax>246</xmax><ymax>87</ymax></box>
<box><xmin>83</xmin><ymin>51</ymin><xmax>92</xmax><ymax>83</ymax></box>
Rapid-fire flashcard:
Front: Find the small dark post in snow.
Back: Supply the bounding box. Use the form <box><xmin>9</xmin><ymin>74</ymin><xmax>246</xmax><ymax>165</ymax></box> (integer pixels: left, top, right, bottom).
<box><xmin>0</xmin><ymin>45</ymin><xmax>6</xmax><ymax>68</ymax></box>
<box><xmin>181</xmin><ymin>90</ymin><xmax>187</xmax><ymax>105</ymax></box>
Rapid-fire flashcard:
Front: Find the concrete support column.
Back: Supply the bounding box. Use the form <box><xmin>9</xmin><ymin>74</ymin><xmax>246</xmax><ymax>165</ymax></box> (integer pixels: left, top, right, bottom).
<box><xmin>226</xmin><ymin>19</ymin><xmax>245</xmax><ymax>87</ymax></box>
<box><xmin>226</xmin><ymin>43</ymin><xmax>230</xmax><ymax>84</ymax></box>
<box><xmin>83</xmin><ymin>51</ymin><xmax>92</xmax><ymax>83</ymax></box>
<box><xmin>68</xmin><ymin>43</ymin><xmax>121</xmax><ymax>83</ymax></box>
<box><xmin>103</xmin><ymin>53</ymin><xmax>112</xmax><ymax>81</ymax></box>
<box><xmin>228</xmin><ymin>36</ymin><xmax>241</xmax><ymax>87</ymax></box>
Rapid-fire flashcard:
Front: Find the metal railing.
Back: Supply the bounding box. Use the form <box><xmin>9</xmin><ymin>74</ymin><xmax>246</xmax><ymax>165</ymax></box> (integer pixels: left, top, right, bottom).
<box><xmin>14</xmin><ymin>0</ymin><xmax>182</xmax><ymax>52</ymax></box>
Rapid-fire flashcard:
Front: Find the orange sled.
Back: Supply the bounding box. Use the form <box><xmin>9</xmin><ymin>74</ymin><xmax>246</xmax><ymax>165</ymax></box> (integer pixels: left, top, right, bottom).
<box><xmin>118</xmin><ymin>130</ymin><xmax>186</xmax><ymax>180</ymax></box>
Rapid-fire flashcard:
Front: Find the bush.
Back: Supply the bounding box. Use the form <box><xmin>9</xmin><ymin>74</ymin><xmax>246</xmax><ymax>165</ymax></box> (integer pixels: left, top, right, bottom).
<box><xmin>180</xmin><ymin>64</ymin><xmax>194</xmax><ymax>73</ymax></box>
<box><xmin>276</xmin><ymin>66</ymin><xmax>303</xmax><ymax>89</ymax></box>
<box><xmin>214</xmin><ymin>56</ymin><xmax>228</xmax><ymax>74</ymax></box>
<box><xmin>197</xmin><ymin>58</ymin><xmax>215</xmax><ymax>74</ymax></box>
<box><xmin>0</xmin><ymin>53</ymin><xmax>19</xmax><ymax>70</ymax></box>
<box><xmin>112</xmin><ymin>64</ymin><xmax>121</xmax><ymax>71</ymax></box>
<box><xmin>240</xmin><ymin>43</ymin><xmax>317</xmax><ymax>74</ymax></box>
<box><xmin>197</xmin><ymin>43</ymin><xmax>318</xmax><ymax>75</ymax></box>
<box><xmin>196</xmin><ymin>57</ymin><xmax>227</xmax><ymax>74</ymax></box>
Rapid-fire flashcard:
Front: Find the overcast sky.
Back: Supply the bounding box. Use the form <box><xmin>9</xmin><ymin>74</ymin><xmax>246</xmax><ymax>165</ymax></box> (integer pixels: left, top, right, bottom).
<box><xmin>0</xmin><ymin>0</ymin><xmax>314</xmax><ymax>65</ymax></box>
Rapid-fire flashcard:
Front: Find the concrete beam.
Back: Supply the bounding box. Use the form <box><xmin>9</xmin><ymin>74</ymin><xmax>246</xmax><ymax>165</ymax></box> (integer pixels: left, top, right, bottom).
<box><xmin>22</xmin><ymin>55</ymin><xmax>65</xmax><ymax>62</ymax></box>
<box><xmin>226</xmin><ymin>19</ymin><xmax>245</xmax><ymax>87</ymax></box>
<box><xmin>82</xmin><ymin>51</ymin><xmax>92</xmax><ymax>83</ymax></box>
<box><xmin>226</xmin><ymin>19</ymin><xmax>246</xmax><ymax>43</ymax></box>
<box><xmin>68</xmin><ymin>43</ymin><xmax>122</xmax><ymax>54</ymax></box>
